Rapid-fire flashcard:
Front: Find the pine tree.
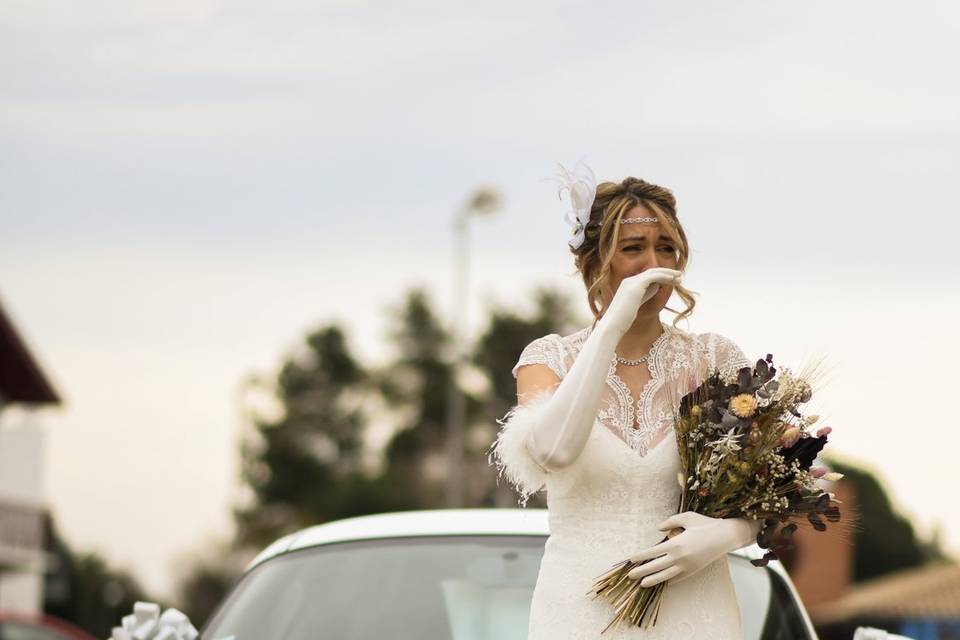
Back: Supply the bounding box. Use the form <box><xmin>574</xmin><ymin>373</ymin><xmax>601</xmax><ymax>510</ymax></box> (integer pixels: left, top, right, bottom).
<box><xmin>235</xmin><ymin>324</ymin><xmax>383</xmax><ymax>546</ymax></box>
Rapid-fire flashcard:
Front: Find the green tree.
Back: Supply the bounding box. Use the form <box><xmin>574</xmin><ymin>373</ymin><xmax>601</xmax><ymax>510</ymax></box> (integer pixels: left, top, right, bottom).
<box><xmin>232</xmin><ymin>285</ymin><xmax>584</xmax><ymax>546</ymax></box>
<box><xmin>44</xmin><ymin>521</ymin><xmax>151</xmax><ymax>638</ymax></box>
<box><xmin>375</xmin><ymin>287</ymin><xmax>473</xmax><ymax>509</ymax></box>
<box><xmin>235</xmin><ymin>324</ymin><xmax>383</xmax><ymax>547</ymax></box>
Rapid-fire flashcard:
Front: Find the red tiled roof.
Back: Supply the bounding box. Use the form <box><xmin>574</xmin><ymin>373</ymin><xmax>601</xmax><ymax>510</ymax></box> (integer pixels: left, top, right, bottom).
<box><xmin>0</xmin><ymin>298</ymin><xmax>60</xmax><ymax>405</ymax></box>
<box><xmin>811</xmin><ymin>562</ymin><xmax>960</xmax><ymax>623</ymax></box>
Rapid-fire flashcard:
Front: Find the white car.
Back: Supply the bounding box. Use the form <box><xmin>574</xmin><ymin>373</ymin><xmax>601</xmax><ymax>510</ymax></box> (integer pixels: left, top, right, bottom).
<box><xmin>199</xmin><ymin>508</ymin><xmax>832</xmax><ymax>639</ymax></box>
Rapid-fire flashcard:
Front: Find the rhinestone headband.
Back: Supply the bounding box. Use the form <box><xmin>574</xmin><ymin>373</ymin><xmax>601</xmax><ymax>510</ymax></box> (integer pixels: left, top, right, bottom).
<box><xmin>620</xmin><ymin>217</ymin><xmax>658</xmax><ymax>224</ymax></box>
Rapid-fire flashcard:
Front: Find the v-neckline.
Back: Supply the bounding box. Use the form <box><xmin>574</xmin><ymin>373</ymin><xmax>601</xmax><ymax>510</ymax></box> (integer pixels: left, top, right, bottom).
<box><xmin>607</xmin><ymin>322</ymin><xmax>672</xmax><ymax>430</ymax></box>
<box><xmin>575</xmin><ymin>321</ymin><xmax>677</xmax><ymax>456</ymax></box>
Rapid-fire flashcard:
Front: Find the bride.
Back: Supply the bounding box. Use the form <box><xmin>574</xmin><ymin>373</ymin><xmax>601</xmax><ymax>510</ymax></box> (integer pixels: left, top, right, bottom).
<box><xmin>489</xmin><ymin>163</ymin><xmax>762</xmax><ymax>639</ymax></box>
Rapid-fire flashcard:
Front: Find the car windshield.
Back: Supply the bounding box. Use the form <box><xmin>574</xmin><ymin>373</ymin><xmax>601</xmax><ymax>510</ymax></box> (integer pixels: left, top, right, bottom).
<box><xmin>203</xmin><ymin>536</ymin><xmax>812</xmax><ymax>640</ymax></box>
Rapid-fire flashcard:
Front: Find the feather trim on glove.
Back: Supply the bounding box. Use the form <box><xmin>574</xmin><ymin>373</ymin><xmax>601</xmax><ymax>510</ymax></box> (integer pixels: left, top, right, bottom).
<box><xmin>487</xmin><ymin>390</ymin><xmax>556</xmax><ymax>506</ymax></box>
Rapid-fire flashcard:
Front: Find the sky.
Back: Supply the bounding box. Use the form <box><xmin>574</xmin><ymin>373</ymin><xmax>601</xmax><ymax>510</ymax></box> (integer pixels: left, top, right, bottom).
<box><xmin>1</xmin><ymin>0</ymin><xmax>959</xmax><ymax>597</ymax></box>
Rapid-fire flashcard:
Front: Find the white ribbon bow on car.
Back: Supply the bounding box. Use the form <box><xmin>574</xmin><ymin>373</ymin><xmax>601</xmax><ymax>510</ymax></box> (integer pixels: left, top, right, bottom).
<box><xmin>107</xmin><ymin>601</ymin><xmax>199</xmax><ymax>640</ymax></box>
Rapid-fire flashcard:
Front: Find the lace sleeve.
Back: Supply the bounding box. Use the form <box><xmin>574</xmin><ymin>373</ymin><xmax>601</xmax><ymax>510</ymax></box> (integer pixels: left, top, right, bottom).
<box><xmin>702</xmin><ymin>332</ymin><xmax>753</xmax><ymax>380</ymax></box>
<box><xmin>511</xmin><ymin>334</ymin><xmax>566</xmax><ymax>380</ymax></box>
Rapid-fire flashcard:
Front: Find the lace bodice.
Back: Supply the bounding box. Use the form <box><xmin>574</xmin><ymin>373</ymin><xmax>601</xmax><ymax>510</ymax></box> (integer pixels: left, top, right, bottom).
<box><xmin>488</xmin><ymin>322</ymin><xmax>752</xmax><ymax>638</ymax></box>
<box><xmin>511</xmin><ymin>322</ymin><xmax>751</xmax><ymax>457</ymax></box>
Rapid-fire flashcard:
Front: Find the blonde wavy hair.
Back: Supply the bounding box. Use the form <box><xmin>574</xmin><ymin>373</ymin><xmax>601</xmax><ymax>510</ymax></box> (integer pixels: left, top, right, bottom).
<box><xmin>571</xmin><ymin>177</ymin><xmax>695</xmax><ymax>327</ymax></box>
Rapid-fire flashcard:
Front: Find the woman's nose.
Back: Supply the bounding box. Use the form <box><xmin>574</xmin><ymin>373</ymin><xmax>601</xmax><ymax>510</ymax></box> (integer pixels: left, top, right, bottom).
<box><xmin>638</xmin><ymin>247</ymin><xmax>660</xmax><ymax>269</ymax></box>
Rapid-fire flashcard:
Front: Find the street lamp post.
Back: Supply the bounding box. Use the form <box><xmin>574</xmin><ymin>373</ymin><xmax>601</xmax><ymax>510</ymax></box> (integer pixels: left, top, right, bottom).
<box><xmin>446</xmin><ymin>188</ymin><xmax>501</xmax><ymax>508</ymax></box>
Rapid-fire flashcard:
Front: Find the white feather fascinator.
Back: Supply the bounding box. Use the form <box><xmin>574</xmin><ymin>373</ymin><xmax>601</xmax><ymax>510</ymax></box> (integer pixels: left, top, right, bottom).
<box><xmin>555</xmin><ymin>160</ymin><xmax>598</xmax><ymax>250</ymax></box>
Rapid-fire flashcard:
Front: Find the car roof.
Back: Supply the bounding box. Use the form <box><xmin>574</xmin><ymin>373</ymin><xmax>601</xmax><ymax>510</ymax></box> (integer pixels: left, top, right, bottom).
<box><xmin>0</xmin><ymin>612</ymin><xmax>97</xmax><ymax>640</ymax></box>
<box><xmin>247</xmin><ymin>509</ymin><xmax>770</xmax><ymax>572</ymax></box>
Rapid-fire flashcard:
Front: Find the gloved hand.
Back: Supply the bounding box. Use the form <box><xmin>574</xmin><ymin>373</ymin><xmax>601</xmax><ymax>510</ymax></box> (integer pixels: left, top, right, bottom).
<box><xmin>522</xmin><ymin>267</ymin><xmax>682</xmax><ymax>470</ymax></box>
<box><xmin>626</xmin><ymin>512</ymin><xmax>761</xmax><ymax>588</ymax></box>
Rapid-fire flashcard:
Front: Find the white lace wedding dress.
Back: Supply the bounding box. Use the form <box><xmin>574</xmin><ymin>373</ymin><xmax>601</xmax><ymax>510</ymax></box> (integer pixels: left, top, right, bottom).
<box><xmin>490</xmin><ymin>321</ymin><xmax>753</xmax><ymax>639</ymax></box>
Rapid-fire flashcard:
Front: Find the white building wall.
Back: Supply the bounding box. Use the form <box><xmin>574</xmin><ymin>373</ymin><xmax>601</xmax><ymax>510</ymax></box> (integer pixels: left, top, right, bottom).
<box><xmin>0</xmin><ymin>425</ymin><xmax>45</xmax><ymax>505</ymax></box>
<box><xmin>0</xmin><ymin>423</ymin><xmax>47</xmax><ymax>614</ymax></box>
<box><xmin>0</xmin><ymin>571</ymin><xmax>42</xmax><ymax>613</ymax></box>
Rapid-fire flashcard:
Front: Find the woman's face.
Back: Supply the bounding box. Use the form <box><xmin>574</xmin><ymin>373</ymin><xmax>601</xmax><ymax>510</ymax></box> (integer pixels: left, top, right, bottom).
<box><xmin>603</xmin><ymin>206</ymin><xmax>680</xmax><ymax>316</ymax></box>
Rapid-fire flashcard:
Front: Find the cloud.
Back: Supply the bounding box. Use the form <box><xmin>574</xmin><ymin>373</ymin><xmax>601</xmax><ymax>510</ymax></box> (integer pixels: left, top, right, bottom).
<box><xmin>5</xmin><ymin>1</ymin><xmax>959</xmax><ymax>145</ymax></box>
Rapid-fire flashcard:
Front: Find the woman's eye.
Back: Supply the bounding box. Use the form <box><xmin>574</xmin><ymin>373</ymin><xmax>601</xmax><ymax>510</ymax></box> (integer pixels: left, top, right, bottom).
<box><xmin>624</xmin><ymin>245</ymin><xmax>675</xmax><ymax>255</ymax></box>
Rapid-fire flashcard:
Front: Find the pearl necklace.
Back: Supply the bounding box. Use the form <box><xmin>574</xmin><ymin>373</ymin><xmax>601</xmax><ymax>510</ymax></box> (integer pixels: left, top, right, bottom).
<box><xmin>612</xmin><ymin>325</ymin><xmax>667</xmax><ymax>367</ymax></box>
<box><xmin>615</xmin><ymin>353</ymin><xmax>649</xmax><ymax>366</ymax></box>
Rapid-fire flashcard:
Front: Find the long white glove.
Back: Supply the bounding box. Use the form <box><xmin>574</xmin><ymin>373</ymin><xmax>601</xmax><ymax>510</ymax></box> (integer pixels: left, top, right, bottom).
<box><xmin>522</xmin><ymin>267</ymin><xmax>682</xmax><ymax>470</ymax></box>
<box><xmin>626</xmin><ymin>511</ymin><xmax>762</xmax><ymax>587</ymax></box>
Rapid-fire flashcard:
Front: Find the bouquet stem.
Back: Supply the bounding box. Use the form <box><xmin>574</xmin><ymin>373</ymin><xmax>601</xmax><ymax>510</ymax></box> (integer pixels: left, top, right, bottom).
<box><xmin>589</xmin><ymin>527</ymin><xmax>683</xmax><ymax>633</ymax></box>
